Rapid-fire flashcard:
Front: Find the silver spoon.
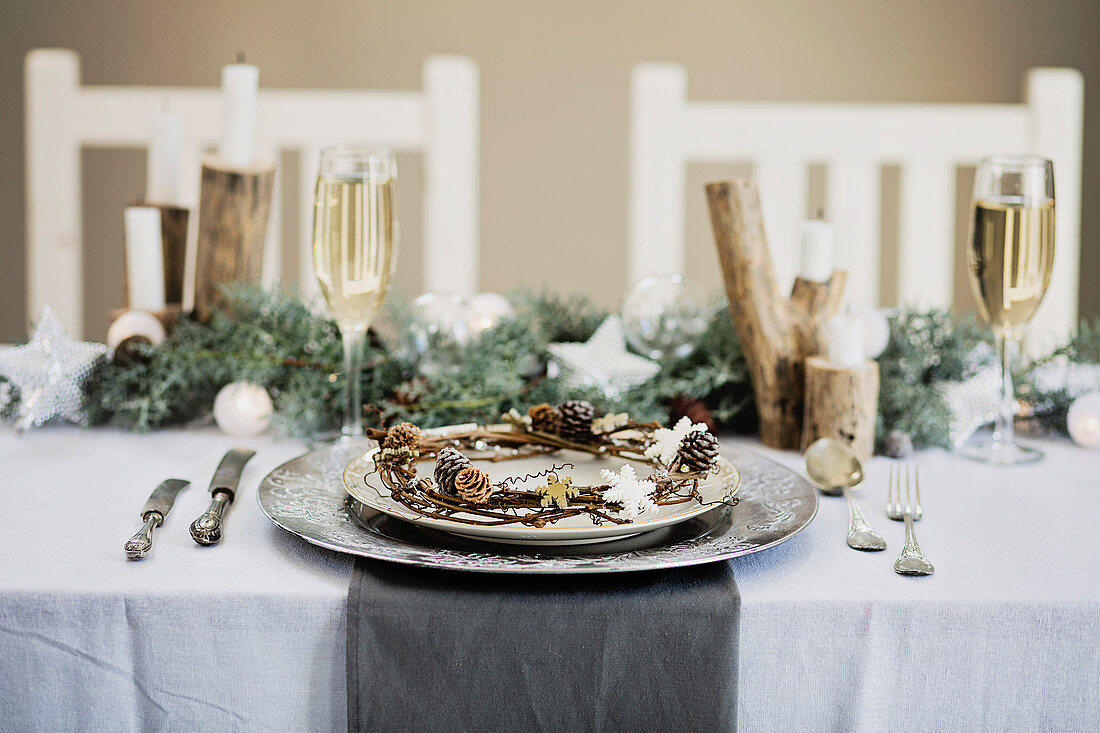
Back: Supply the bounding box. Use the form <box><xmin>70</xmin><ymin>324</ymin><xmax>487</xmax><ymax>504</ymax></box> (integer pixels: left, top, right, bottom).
<box><xmin>804</xmin><ymin>438</ymin><xmax>887</xmax><ymax>552</ymax></box>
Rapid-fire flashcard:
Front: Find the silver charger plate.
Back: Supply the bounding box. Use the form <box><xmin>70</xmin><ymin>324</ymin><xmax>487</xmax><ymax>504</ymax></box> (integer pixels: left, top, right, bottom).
<box><xmin>257</xmin><ymin>441</ymin><xmax>818</xmax><ymax>574</ymax></box>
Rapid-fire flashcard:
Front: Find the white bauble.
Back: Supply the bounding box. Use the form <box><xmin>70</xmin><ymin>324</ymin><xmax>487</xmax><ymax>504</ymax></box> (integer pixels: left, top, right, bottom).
<box><xmin>1067</xmin><ymin>392</ymin><xmax>1100</xmax><ymax>449</ymax></box>
<box><xmin>851</xmin><ymin>306</ymin><xmax>890</xmax><ymax>360</ymax></box>
<box><xmin>468</xmin><ymin>292</ymin><xmax>515</xmax><ymax>330</ymax></box>
<box><xmin>106</xmin><ymin>310</ymin><xmax>166</xmax><ymax>353</ymax></box>
<box><xmin>213</xmin><ymin>382</ymin><xmax>273</xmax><ymax>437</ymax></box>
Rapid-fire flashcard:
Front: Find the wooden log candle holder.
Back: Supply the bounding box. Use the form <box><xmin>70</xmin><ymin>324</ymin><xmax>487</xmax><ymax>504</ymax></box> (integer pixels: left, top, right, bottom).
<box><xmin>122</xmin><ymin>200</ymin><xmax>189</xmax><ymax>308</ymax></box>
<box><xmin>801</xmin><ymin>356</ymin><xmax>879</xmax><ymax>460</ymax></box>
<box><xmin>193</xmin><ymin>157</ymin><xmax>276</xmax><ymax>320</ymax></box>
<box><xmin>705</xmin><ymin>179</ymin><xmax>846</xmax><ymax>449</ymax></box>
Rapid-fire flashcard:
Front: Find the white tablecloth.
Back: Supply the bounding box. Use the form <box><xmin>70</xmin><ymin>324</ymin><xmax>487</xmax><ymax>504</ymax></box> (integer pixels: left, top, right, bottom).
<box><xmin>1</xmin><ymin>426</ymin><xmax>1097</xmax><ymax>732</ymax></box>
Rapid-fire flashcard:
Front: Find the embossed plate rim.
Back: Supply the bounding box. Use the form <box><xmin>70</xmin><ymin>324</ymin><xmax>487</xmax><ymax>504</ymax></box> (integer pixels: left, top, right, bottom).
<box><xmin>256</xmin><ymin>441</ymin><xmax>818</xmax><ymax>574</ymax></box>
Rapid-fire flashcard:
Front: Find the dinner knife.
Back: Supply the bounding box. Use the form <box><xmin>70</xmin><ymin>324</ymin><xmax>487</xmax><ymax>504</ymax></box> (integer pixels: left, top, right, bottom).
<box><xmin>189</xmin><ymin>447</ymin><xmax>256</xmax><ymax>546</ymax></box>
<box><xmin>124</xmin><ymin>478</ymin><xmax>191</xmax><ymax>560</ymax></box>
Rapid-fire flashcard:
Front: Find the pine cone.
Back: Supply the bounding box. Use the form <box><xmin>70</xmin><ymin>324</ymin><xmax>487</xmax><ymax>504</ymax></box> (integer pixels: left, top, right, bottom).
<box><xmin>455</xmin><ymin>466</ymin><xmax>494</xmax><ymax>504</ymax></box>
<box><xmin>558</xmin><ymin>400</ymin><xmax>595</xmax><ymax>442</ymax></box>
<box><xmin>433</xmin><ymin>447</ymin><xmax>471</xmax><ymax>495</ymax></box>
<box><xmin>676</xmin><ymin>430</ymin><xmax>720</xmax><ymax>473</ymax></box>
<box><xmin>382</xmin><ymin>422</ymin><xmax>422</xmax><ymax>452</ymax></box>
<box><xmin>881</xmin><ymin>429</ymin><xmax>913</xmax><ymax>459</ymax></box>
<box><xmin>112</xmin><ymin>336</ymin><xmax>155</xmax><ymax>367</ymax></box>
<box><xmin>527</xmin><ymin>403</ymin><xmax>561</xmax><ymax>433</ymax></box>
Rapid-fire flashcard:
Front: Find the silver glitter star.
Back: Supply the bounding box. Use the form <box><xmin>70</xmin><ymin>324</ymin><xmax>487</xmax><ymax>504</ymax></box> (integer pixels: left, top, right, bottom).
<box><xmin>547</xmin><ymin>316</ymin><xmax>659</xmax><ymax>398</ymax></box>
<box><xmin>0</xmin><ymin>306</ymin><xmax>107</xmax><ymax>432</ymax></box>
<box><xmin>939</xmin><ymin>366</ymin><xmax>1001</xmax><ymax>448</ymax></box>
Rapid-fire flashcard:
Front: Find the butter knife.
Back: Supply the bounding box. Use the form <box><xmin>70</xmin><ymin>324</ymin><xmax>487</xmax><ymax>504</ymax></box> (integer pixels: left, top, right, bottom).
<box><xmin>189</xmin><ymin>448</ymin><xmax>256</xmax><ymax>546</ymax></box>
<box><xmin>124</xmin><ymin>478</ymin><xmax>191</xmax><ymax>560</ymax></box>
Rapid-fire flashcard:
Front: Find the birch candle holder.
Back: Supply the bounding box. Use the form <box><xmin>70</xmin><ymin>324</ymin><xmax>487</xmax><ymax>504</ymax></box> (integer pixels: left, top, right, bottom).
<box><xmin>193</xmin><ymin>156</ymin><xmax>276</xmax><ymax>320</ymax></box>
<box><xmin>705</xmin><ymin>179</ymin><xmax>846</xmax><ymax>449</ymax></box>
<box><xmin>122</xmin><ymin>200</ymin><xmax>189</xmax><ymax>309</ymax></box>
<box><xmin>801</xmin><ymin>356</ymin><xmax>880</xmax><ymax>460</ymax></box>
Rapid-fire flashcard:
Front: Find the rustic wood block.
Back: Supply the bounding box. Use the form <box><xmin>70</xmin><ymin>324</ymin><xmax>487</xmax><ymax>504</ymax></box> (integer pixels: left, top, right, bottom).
<box><xmin>193</xmin><ymin>157</ymin><xmax>276</xmax><ymax>320</ymax></box>
<box><xmin>801</xmin><ymin>355</ymin><xmax>880</xmax><ymax>460</ymax></box>
<box><xmin>706</xmin><ymin>179</ymin><xmax>845</xmax><ymax>449</ymax></box>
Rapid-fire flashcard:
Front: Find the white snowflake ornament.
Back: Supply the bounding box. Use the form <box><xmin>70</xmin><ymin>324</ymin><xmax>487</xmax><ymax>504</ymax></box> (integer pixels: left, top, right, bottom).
<box><xmin>600</xmin><ymin>464</ymin><xmax>657</xmax><ymax>520</ymax></box>
<box><xmin>644</xmin><ymin>416</ymin><xmax>708</xmax><ymax>466</ymax></box>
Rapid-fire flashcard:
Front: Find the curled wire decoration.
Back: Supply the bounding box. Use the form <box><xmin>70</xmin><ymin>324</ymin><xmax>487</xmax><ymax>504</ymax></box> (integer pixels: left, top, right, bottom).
<box><xmin>497</xmin><ymin>462</ymin><xmax>577</xmax><ymax>488</ymax></box>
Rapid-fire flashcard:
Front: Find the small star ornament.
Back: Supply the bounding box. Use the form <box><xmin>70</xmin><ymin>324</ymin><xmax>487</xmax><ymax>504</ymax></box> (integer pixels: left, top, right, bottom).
<box><xmin>547</xmin><ymin>316</ymin><xmax>659</xmax><ymax>398</ymax></box>
<box><xmin>0</xmin><ymin>307</ymin><xmax>107</xmax><ymax>432</ymax></box>
<box><xmin>939</xmin><ymin>366</ymin><xmax>1001</xmax><ymax>448</ymax></box>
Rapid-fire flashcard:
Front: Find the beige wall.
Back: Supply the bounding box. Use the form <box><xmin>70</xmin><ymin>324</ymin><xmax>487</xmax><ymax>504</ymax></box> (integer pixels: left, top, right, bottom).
<box><xmin>1</xmin><ymin>0</ymin><xmax>1097</xmax><ymax>341</ymax></box>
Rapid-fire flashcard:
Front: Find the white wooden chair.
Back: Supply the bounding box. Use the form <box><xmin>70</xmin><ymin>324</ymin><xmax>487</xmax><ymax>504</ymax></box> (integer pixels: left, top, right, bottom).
<box><xmin>25</xmin><ymin>48</ymin><xmax>479</xmax><ymax>338</ymax></box>
<box><xmin>630</xmin><ymin>63</ymin><xmax>1083</xmax><ymax>340</ymax></box>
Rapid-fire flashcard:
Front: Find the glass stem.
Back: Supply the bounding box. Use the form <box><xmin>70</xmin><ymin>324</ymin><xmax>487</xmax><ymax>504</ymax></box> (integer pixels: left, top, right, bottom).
<box><xmin>341</xmin><ymin>327</ymin><xmax>366</xmax><ymax>437</ymax></box>
<box><xmin>993</xmin><ymin>330</ymin><xmax>1016</xmax><ymax>449</ymax></box>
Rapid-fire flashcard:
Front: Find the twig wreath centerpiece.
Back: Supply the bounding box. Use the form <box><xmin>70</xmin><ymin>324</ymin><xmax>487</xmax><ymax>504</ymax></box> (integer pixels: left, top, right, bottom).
<box><xmin>357</xmin><ymin>402</ymin><xmax>739</xmax><ymax>530</ymax></box>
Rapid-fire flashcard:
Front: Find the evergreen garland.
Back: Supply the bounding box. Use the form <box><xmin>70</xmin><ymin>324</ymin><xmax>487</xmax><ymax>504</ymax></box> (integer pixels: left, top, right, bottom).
<box><xmin>4</xmin><ymin>285</ymin><xmax>1098</xmax><ymax>452</ymax></box>
<box><xmin>875</xmin><ymin>309</ymin><xmax>992</xmax><ymax>448</ymax></box>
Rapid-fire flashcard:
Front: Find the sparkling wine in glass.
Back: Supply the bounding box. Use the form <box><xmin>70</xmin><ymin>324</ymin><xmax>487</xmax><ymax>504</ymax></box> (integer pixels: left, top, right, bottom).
<box><xmin>963</xmin><ymin>154</ymin><xmax>1054</xmax><ymax>464</ymax></box>
<box><xmin>312</xmin><ymin>145</ymin><xmax>398</xmax><ymax>440</ymax></box>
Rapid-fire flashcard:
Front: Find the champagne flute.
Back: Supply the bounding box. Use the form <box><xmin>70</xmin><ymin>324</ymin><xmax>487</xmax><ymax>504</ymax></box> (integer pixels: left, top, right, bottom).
<box><xmin>312</xmin><ymin>145</ymin><xmax>398</xmax><ymax>440</ymax></box>
<box><xmin>963</xmin><ymin>155</ymin><xmax>1055</xmax><ymax>464</ymax></box>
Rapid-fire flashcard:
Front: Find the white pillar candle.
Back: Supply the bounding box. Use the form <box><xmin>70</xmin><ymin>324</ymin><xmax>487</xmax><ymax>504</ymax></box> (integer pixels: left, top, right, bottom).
<box><xmin>146</xmin><ymin>108</ymin><xmax>181</xmax><ymax>204</ymax></box>
<box><xmin>827</xmin><ymin>314</ymin><xmax>865</xmax><ymax>367</ymax></box>
<box><xmin>219</xmin><ymin>62</ymin><xmax>259</xmax><ymax>167</ymax></box>
<box><xmin>799</xmin><ymin>219</ymin><xmax>835</xmax><ymax>282</ymax></box>
<box><xmin>123</xmin><ymin>206</ymin><xmax>166</xmax><ymax>311</ymax></box>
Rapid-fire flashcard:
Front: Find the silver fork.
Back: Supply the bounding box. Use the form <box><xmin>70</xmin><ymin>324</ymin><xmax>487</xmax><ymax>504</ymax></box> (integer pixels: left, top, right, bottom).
<box><xmin>887</xmin><ymin>465</ymin><xmax>934</xmax><ymax>576</ymax></box>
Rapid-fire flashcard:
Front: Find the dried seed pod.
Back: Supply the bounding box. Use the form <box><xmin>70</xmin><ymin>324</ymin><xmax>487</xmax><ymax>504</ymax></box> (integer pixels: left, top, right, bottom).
<box><xmin>433</xmin><ymin>447</ymin><xmax>472</xmax><ymax>495</ymax></box>
<box><xmin>455</xmin><ymin>466</ymin><xmax>494</xmax><ymax>504</ymax></box>
<box><xmin>676</xmin><ymin>429</ymin><xmax>720</xmax><ymax>472</ymax></box>
<box><xmin>558</xmin><ymin>400</ymin><xmax>595</xmax><ymax>442</ymax></box>
<box><xmin>668</xmin><ymin>395</ymin><xmax>717</xmax><ymax>433</ymax></box>
<box><xmin>881</xmin><ymin>429</ymin><xmax>913</xmax><ymax>459</ymax></box>
<box><xmin>527</xmin><ymin>403</ymin><xmax>561</xmax><ymax>433</ymax></box>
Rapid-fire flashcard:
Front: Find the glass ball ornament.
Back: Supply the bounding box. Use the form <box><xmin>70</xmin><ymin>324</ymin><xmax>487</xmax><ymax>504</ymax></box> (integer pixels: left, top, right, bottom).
<box><xmin>213</xmin><ymin>381</ymin><xmax>273</xmax><ymax>437</ymax></box>
<box><xmin>621</xmin><ymin>274</ymin><xmax>710</xmax><ymax>360</ymax></box>
<box><xmin>1067</xmin><ymin>392</ymin><xmax>1100</xmax><ymax>449</ymax></box>
<box><xmin>468</xmin><ymin>291</ymin><xmax>515</xmax><ymax>331</ymax></box>
<box><xmin>408</xmin><ymin>292</ymin><xmax>481</xmax><ymax>374</ymax></box>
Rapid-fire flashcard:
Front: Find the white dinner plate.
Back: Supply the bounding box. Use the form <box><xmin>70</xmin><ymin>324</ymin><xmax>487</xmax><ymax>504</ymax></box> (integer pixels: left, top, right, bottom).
<box><xmin>342</xmin><ymin>439</ymin><xmax>741</xmax><ymax>546</ymax></box>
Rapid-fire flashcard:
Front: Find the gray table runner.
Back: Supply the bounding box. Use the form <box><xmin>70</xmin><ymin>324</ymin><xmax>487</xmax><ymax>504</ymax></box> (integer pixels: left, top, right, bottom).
<box><xmin>347</xmin><ymin>559</ymin><xmax>739</xmax><ymax>733</ymax></box>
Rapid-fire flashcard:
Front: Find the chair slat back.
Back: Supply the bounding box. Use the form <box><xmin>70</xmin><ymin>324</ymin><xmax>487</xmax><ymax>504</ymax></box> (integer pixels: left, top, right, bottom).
<box><xmin>630</xmin><ymin>63</ymin><xmax>1083</xmax><ymax>342</ymax></box>
<box><xmin>25</xmin><ymin>49</ymin><xmax>479</xmax><ymax>337</ymax></box>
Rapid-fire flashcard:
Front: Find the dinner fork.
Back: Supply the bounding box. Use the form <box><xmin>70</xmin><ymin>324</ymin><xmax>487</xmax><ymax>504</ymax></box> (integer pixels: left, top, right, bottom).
<box><xmin>887</xmin><ymin>465</ymin><xmax>934</xmax><ymax>576</ymax></box>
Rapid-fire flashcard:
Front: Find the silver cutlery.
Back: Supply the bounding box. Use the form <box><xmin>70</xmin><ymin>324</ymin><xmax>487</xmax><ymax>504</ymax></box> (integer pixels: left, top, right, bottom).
<box><xmin>887</xmin><ymin>464</ymin><xmax>934</xmax><ymax>576</ymax></box>
<box><xmin>124</xmin><ymin>478</ymin><xmax>191</xmax><ymax>560</ymax></box>
<box><xmin>804</xmin><ymin>438</ymin><xmax>887</xmax><ymax>552</ymax></box>
<box><xmin>189</xmin><ymin>448</ymin><xmax>256</xmax><ymax>546</ymax></box>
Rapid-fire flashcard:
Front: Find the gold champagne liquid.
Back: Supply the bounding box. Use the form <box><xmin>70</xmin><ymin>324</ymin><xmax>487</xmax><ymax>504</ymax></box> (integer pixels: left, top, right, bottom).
<box><xmin>312</xmin><ymin>175</ymin><xmax>397</xmax><ymax>329</ymax></box>
<box><xmin>967</xmin><ymin>196</ymin><xmax>1055</xmax><ymax>333</ymax></box>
